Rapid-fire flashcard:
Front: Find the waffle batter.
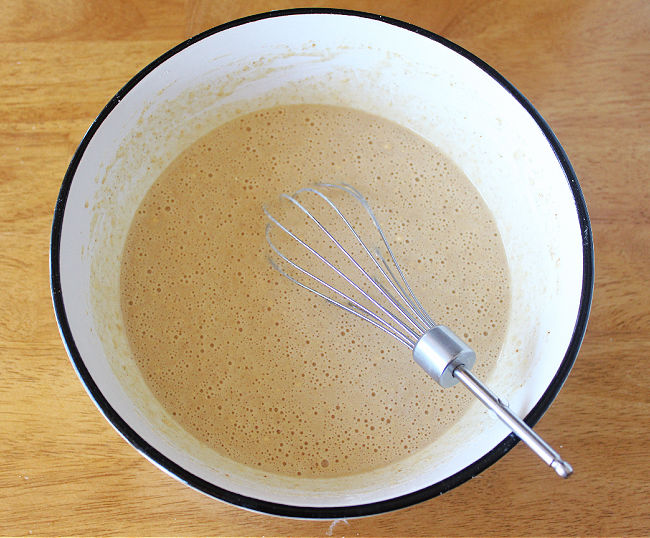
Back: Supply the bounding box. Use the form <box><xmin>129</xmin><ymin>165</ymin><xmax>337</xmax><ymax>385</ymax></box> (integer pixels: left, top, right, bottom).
<box><xmin>120</xmin><ymin>104</ymin><xmax>510</xmax><ymax>477</ymax></box>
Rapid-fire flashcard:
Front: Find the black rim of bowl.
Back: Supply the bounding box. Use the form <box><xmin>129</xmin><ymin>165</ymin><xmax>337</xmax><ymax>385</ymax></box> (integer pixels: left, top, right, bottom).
<box><xmin>50</xmin><ymin>8</ymin><xmax>594</xmax><ymax>519</ymax></box>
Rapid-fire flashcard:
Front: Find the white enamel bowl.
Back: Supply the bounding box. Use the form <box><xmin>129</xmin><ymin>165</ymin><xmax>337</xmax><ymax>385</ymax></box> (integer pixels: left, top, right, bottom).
<box><xmin>51</xmin><ymin>9</ymin><xmax>593</xmax><ymax>518</ymax></box>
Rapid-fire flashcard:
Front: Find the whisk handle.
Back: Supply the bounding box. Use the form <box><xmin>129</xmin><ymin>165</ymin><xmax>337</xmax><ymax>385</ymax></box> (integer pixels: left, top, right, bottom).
<box><xmin>412</xmin><ymin>326</ymin><xmax>572</xmax><ymax>478</ymax></box>
<box><xmin>453</xmin><ymin>365</ymin><xmax>573</xmax><ymax>478</ymax></box>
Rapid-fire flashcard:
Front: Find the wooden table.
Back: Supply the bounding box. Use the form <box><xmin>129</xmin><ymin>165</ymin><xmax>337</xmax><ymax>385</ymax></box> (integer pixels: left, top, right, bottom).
<box><xmin>1</xmin><ymin>1</ymin><xmax>648</xmax><ymax>535</ymax></box>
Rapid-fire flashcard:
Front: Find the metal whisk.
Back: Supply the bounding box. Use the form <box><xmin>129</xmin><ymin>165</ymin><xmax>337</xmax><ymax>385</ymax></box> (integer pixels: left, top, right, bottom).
<box><xmin>264</xmin><ymin>183</ymin><xmax>572</xmax><ymax>478</ymax></box>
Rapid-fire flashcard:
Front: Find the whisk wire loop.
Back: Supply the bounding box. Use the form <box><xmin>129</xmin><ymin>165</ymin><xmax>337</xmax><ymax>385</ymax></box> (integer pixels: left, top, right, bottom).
<box><xmin>265</xmin><ymin>228</ymin><xmax>417</xmax><ymax>348</ymax></box>
<box><xmin>265</xmin><ymin>189</ymin><xmax>426</xmax><ymax>343</ymax></box>
<box><xmin>293</xmin><ymin>186</ymin><xmax>429</xmax><ymax>335</ymax></box>
<box><xmin>289</xmin><ymin>187</ymin><xmax>429</xmax><ymax>336</ymax></box>
<box><xmin>318</xmin><ymin>183</ymin><xmax>437</xmax><ymax>328</ymax></box>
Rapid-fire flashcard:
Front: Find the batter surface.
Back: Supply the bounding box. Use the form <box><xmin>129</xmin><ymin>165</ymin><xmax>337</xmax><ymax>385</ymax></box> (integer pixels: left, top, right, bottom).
<box><xmin>120</xmin><ymin>104</ymin><xmax>510</xmax><ymax>477</ymax></box>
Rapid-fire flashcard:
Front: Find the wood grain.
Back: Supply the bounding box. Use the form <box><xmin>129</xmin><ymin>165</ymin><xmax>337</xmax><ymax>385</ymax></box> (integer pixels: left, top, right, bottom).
<box><xmin>1</xmin><ymin>0</ymin><xmax>648</xmax><ymax>535</ymax></box>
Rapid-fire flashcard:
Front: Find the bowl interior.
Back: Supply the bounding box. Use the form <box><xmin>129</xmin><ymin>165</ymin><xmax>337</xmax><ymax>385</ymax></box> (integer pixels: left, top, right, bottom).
<box><xmin>54</xmin><ymin>12</ymin><xmax>585</xmax><ymax>512</ymax></box>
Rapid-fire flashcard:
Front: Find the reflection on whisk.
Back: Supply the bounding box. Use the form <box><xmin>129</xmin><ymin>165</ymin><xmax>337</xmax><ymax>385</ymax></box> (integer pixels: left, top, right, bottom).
<box><xmin>264</xmin><ymin>183</ymin><xmax>573</xmax><ymax>478</ymax></box>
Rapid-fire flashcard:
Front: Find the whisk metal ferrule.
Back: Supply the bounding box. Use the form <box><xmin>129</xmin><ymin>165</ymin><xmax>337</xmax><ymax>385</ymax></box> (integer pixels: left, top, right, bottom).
<box><xmin>412</xmin><ymin>325</ymin><xmax>476</xmax><ymax>388</ymax></box>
